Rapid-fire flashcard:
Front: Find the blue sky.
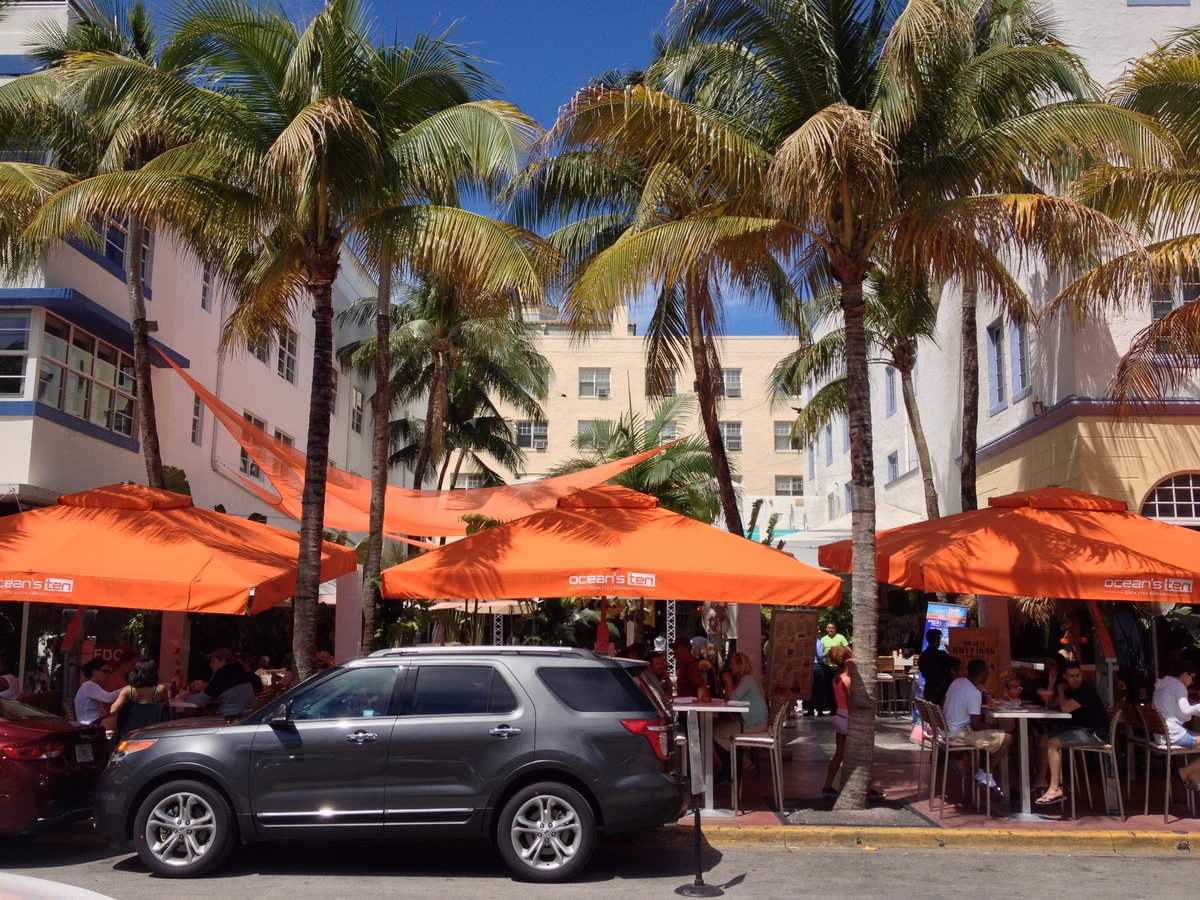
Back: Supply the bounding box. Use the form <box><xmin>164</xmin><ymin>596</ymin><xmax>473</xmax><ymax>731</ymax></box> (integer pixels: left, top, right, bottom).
<box><xmin>271</xmin><ymin>1</ymin><xmax>788</xmax><ymax>335</ymax></box>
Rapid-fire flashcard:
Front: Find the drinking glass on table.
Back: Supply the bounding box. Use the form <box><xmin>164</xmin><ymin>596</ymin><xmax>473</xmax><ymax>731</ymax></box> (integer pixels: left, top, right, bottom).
<box><xmin>1036</xmin><ymin>686</ymin><xmax>1054</xmax><ymax>706</ymax></box>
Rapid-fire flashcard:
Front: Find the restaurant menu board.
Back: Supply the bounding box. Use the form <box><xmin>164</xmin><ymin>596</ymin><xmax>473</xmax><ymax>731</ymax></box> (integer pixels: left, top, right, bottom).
<box><xmin>948</xmin><ymin>627</ymin><xmax>1001</xmax><ymax>697</ymax></box>
<box><xmin>766</xmin><ymin>608</ymin><xmax>820</xmax><ymax>705</ymax></box>
<box><xmin>924</xmin><ymin>602</ymin><xmax>969</xmax><ymax>644</ymax></box>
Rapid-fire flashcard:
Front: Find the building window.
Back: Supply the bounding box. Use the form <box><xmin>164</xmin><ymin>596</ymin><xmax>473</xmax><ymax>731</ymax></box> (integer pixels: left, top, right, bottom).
<box><xmin>1151</xmin><ymin>269</ymin><xmax>1200</xmax><ymax>354</ymax></box>
<box><xmin>986</xmin><ymin>321</ymin><xmax>1007</xmax><ymax>412</ymax></box>
<box><xmin>656</xmin><ymin>420</ymin><xmax>678</xmax><ymax>443</ymax></box>
<box><xmin>190</xmin><ymin>394</ymin><xmax>204</xmax><ymax>445</ymax></box>
<box><xmin>251</xmin><ymin>335</ymin><xmax>270</xmax><ymax>365</ymax></box>
<box><xmin>277</xmin><ymin>327</ymin><xmax>298</xmax><ymax>384</ymax></box>
<box><xmin>351</xmin><ymin>387</ymin><xmax>364</xmax><ymax>434</ymax></box>
<box><xmin>1010</xmin><ymin>319</ymin><xmax>1031</xmax><ymax>400</ymax></box>
<box><xmin>578</xmin><ymin>367</ymin><xmax>611</xmax><ymax>398</ymax></box>
<box><xmin>92</xmin><ymin>216</ymin><xmax>152</xmax><ymax>287</ymax></box>
<box><xmin>273</xmin><ymin>428</ymin><xmax>294</xmax><ymax>447</ymax></box>
<box><xmin>0</xmin><ymin>310</ymin><xmax>30</xmax><ymax>396</ymax></box>
<box><xmin>807</xmin><ymin>443</ymin><xmax>815</xmax><ymax>480</ymax></box>
<box><xmin>454</xmin><ymin>473</ymin><xmax>485</xmax><ymax>489</ymax></box>
<box><xmin>240</xmin><ymin>412</ymin><xmax>265</xmax><ymax>478</ymax></box>
<box><xmin>887</xmin><ymin>451</ymin><xmax>899</xmax><ymax>483</ymax></box>
<box><xmin>885</xmin><ymin>366</ymin><xmax>897</xmax><ymax>417</ymax></box>
<box><xmin>516</xmin><ymin>420</ymin><xmax>548</xmax><ymax>450</ymax></box>
<box><xmin>722</xmin><ymin>368</ymin><xmax>742</xmax><ymax>399</ymax></box>
<box><xmin>37</xmin><ymin>314</ymin><xmax>136</xmax><ymax>437</ymax></box>
<box><xmin>577</xmin><ymin>420</ymin><xmax>597</xmax><ymax>450</ymax></box>
<box><xmin>825</xmin><ymin>424</ymin><xmax>833</xmax><ymax>465</ymax></box>
<box><xmin>775</xmin><ymin>476</ymin><xmax>803</xmax><ymax>496</ymax></box>
<box><xmin>844</xmin><ymin>482</ymin><xmax>852</xmax><ymax>513</ymax></box>
<box><xmin>828</xmin><ymin>492</ymin><xmax>837</xmax><ymax>521</ymax></box>
<box><xmin>330</xmin><ymin>368</ymin><xmax>338</xmax><ymax>417</ymax></box>
<box><xmin>718</xmin><ymin>421</ymin><xmax>742</xmax><ymax>451</ymax></box>
<box><xmin>200</xmin><ymin>264</ymin><xmax>213</xmax><ymax>311</ymax></box>
<box><xmin>843</xmin><ymin>416</ymin><xmax>850</xmax><ymax>453</ymax></box>
<box><xmin>774</xmin><ymin>421</ymin><xmax>800</xmax><ymax>452</ymax></box>
<box><xmin>1142</xmin><ymin>473</ymin><xmax>1200</xmax><ymax>523</ymax></box>
<box><xmin>646</xmin><ymin>369</ymin><xmax>677</xmax><ymax>397</ymax></box>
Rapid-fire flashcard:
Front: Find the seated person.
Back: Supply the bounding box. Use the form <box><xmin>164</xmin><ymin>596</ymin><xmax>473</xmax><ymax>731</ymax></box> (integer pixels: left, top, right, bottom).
<box><xmin>943</xmin><ymin>658</ymin><xmax>1011</xmax><ymax>795</ymax></box>
<box><xmin>184</xmin><ymin>647</ymin><xmax>256</xmax><ymax>718</ymax></box>
<box><xmin>75</xmin><ymin>658</ymin><xmax>129</xmax><ymax>728</ymax></box>
<box><xmin>113</xmin><ymin>660</ymin><xmax>172</xmax><ymax>743</ymax></box>
<box><xmin>671</xmin><ymin>639</ymin><xmax>709</xmax><ymax>698</ymax></box>
<box><xmin>1033</xmin><ymin>660</ymin><xmax>1108</xmax><ymax>804</ymax></box>
<box><xmin>1152</xmin><ymin>661</ymin><xmax>1200</xmax><ymax>789</ymax></box>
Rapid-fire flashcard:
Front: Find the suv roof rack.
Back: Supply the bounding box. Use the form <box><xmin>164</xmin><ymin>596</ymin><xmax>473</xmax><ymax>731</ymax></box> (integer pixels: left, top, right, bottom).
<box><xmin>367</xmin><ymin>645</ymin><xmax>595</xmax><ymax>659</ymax></box>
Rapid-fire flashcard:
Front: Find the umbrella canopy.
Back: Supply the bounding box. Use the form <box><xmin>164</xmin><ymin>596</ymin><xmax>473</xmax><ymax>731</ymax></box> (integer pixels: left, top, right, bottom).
<box><xmin>817</xmin><ymin>486</ymin><xmax>1200</xmax><ymax>603</ymax></box>
<box><xmin>0</xmin><ymin>483</ymin><xmax>358</xmax><ymax>614</ymax></box>
<box><xmin>382</xmin><ymin>485</ymin><xmax>842</xmax><ymax>606</ymax></box>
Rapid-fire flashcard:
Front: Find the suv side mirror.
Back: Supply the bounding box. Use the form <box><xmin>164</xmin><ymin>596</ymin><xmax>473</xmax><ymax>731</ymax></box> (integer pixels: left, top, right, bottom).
<box><xmin>266</xmin><ymin>701</ymin><xmax>292</xmax><ymax>727</ymax></box>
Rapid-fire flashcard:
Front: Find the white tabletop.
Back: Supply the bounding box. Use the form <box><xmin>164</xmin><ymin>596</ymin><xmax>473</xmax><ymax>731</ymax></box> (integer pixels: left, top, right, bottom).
<box><xmin>673</xmin><ymin>699</ymin><xmax>750</xmax><ymax>713</ymax></box>
<box><xmin>988</xmin><ymin>706</ymin><xmax>1071</xmax><ymax>720</ymax></box>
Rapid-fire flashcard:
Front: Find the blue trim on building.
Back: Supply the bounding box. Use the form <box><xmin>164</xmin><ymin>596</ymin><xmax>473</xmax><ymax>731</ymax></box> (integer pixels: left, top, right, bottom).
<box><xmin>0</xmin><ymin>400</ymin><xmax>141</xmax><ymax>453</ymax></box>
<box><xmin>66</xmin><ymin>238</ymin><xmax>153</xmax><ymax>301</ymax></box>
<box><xmin>0</xmin><ymin>55</ymin><xmax>35</xmax><ymax>77</ymax></box>
<box><xmin>0</xmin><ymin>287</ymin><xmax>187</xmax><ymax>368</ymax></box>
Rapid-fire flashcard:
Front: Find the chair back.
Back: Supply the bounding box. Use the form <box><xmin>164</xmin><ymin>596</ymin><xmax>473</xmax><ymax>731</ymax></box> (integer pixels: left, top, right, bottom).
<box><xmin>770</xmin><ymin>701</ymin><xmax>790</xmax><ymax>736</ymax></box>
<box><xmin>1120</xmin><ymin>701</ymin><xmax>1148</xmax><ymax>740</ymax></box>
<box><xmin>1104</xmin><ymin>706</ymin><xmax>1123</xmax><ymax>746</ymax></box>
<box><xmin>1140</xmin><ymin>705</ymin><xmax>1171</xmax><ymax>742</ymax></box>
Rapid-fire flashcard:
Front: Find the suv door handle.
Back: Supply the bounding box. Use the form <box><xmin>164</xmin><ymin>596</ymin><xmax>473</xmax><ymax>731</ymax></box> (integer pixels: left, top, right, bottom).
<box><xmin>489</xmin><ymin>725</ymin><xmax>522</xmax><ymax>739</ymax></box>
<box><xmin>345</xmin><ymin>730</ymin><xmax>379</xmax><ymax>744</ymax></box>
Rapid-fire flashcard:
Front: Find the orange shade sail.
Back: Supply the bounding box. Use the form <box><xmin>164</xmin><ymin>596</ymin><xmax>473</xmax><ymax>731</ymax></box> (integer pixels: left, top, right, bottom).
<box><xmin>382</xmin><ymin>485</ymin><xmax>843</xmax><ymax>606</ymax></box>
<box><xmin>166</xmin><ymin>355</ymin><xmax>671</xmax><ymax>537</ymax></box>
<box><xmin>817</xmin><ymin>486</ymin><xmax>1200</xmax><ymax>603</ymax></box>
<box><xmin>0</xmin><ymin>483</ymin><xmax>358</xmax><ymax>615</ymax></box>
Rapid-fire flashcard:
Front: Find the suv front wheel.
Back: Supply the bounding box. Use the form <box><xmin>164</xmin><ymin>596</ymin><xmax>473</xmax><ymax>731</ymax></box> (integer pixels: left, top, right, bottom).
<box><xmin>497</xmin><ymin>781</ymin><xmax>595</xmax><ymax>882</ymax></box>
<box><xmin>132</xmin><ymin>779</ymin><xmax>235</xmax><ymax>877</ymax></box>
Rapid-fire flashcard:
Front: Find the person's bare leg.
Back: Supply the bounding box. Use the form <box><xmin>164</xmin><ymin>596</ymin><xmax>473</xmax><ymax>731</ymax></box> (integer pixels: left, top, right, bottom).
<box><xmin>1178</xmin><ymin>755</ymin><xmax>1200</xmax><ymax>786</ymax></box>
<box><xmin>990</xmin><ymin>733</ymin><xmax>1012</xmax><ymax>775</ymax></box>
<box><xmin>1040</xmin><ymin>737</ymin><xmax>1065</xmax><ymax>801</ymax></box>
<box><xmin>823</xmin><ymin>733</ymin><xmax>845</xmax><ymax>791</ymax></box>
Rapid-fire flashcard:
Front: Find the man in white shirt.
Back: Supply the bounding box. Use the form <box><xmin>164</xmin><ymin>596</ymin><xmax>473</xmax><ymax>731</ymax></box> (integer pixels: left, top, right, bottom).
<box><xmin>942</xmin><ymin>658</ymin><xmax>1011</xmax><ymax>795</ymax></box>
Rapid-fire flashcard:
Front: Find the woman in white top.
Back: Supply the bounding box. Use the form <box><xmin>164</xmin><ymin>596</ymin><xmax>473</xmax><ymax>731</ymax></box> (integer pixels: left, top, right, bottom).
<box><xmin>75</xmin><ymin>658</ymin><xmax>128</xmax><ymax>728</ymax></box>
<box><xmin>1152</xmin><ymin>661</ymin><xmax>1200</xmax><ymax>789</ymax></box>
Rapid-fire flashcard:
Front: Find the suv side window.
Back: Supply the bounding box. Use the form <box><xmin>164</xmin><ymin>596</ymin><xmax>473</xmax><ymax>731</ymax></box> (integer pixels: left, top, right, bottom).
<box><xmin>538</xmin><ymin>665</ymin><xmax>656</xmax><ymax>713</ymax></box>
<box><xmin>405</xmin><ymin>665</ymin><xmax>516</xmax><ymax>716</ymax></box>
<box><xmin>290</xmin><ymin>666</ymin><xmax>400</xmax><ymax>721</ymax></box>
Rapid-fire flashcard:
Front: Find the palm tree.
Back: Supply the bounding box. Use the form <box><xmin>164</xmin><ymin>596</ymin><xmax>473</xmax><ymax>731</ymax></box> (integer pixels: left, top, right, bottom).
<box><xmin>548</xmin><ymin>393</ymin><xmax>722</xmax><ymax>518</ymax></box>
<box><xmin>543</xmin><ymin>0</ymin><xmax>1158</xmax><ymax>809</ymax></box>
<box><xmin>24</xmin><ymin>0</ymin><xmax>550</xmax><ymax>678</ymax></box>
<box><xmin>776</xmin><ymin>268</ymin><xmax>942</xmax><ymax>519</ymax></box>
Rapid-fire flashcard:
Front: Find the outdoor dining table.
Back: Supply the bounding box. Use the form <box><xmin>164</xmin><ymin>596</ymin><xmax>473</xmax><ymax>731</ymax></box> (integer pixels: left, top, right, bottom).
<box><xmin>987</xmin><ymin>704</ymin><xmax>1071</xmax><ymax>822</ymax></box>
<box><xmin>673</xmin><ymin>697</ymin><xmax>750</xmax><ymax>818</ymax></box>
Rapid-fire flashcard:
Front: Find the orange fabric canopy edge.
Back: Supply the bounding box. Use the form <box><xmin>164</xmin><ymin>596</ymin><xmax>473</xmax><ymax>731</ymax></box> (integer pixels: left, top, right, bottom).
<box><xmin>166</xmin><ymin>356</ymin><xmax>671</xmax><ymax>536</ymax></box>
<box><xmin>0</xmin><ymin>484</ymin><xmax>358</xmax><ymax>615</ymax></box>
<box><xmin>817</xmin><ymin>486</ymin><xmax>1200</xmax><ymax>603</ymax></box>
<box><xmin>382</xmin><ymin>485</ymin><xmax>843</xmax><ymax>606</ymax></box>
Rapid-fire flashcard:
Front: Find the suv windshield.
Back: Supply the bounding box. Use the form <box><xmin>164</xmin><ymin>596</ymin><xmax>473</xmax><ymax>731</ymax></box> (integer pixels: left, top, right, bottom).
<box><xmin>538</xmin><ymin>665</ymin><xmax>656</xmax><ymax>713</ymax></box>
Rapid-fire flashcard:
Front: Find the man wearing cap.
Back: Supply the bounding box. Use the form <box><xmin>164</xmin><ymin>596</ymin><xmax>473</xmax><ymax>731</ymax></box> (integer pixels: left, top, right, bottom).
<box><xmin>184</xmin><ymin>648</ymin><xmax>256</xmax><ymax>718</ymax></box>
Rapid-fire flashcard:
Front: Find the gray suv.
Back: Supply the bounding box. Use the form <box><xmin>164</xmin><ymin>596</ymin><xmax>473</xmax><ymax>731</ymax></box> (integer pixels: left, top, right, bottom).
<box><xmin>92</xmin><ymin>646</ymin><xmax>683</xmax><ymax>882</ymax></box>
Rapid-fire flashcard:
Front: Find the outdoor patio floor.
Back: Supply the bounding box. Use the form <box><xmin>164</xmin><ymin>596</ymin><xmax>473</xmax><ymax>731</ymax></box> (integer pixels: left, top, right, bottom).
<box><xmin>687</xmin><ymin>709</ymin><xmax>1200</xmax><ymax>832</ymax></box>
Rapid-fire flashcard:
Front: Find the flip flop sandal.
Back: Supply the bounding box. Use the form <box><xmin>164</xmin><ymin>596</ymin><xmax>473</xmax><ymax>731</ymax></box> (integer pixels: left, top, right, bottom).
<box><xmin>1034</xmin><ymin>792</ymin><xmax>1065</xmax><ymax>805</ymax></box>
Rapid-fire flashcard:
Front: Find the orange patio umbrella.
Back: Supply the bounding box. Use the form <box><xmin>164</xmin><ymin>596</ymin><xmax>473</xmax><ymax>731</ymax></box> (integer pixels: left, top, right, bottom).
<box><xmin>817</xmin><ymin>486</ymin><xmax>1200</xmax><ymax>603</ymax></box>
<box><xmin>0</xmin><ymin>483</ymin><xmax>358</xmax><ymax>615</ymax></box>
<box><xmin>382</xmin><ymin>484</ymin><xmax>842</xmax><ymax>606</ymax></box>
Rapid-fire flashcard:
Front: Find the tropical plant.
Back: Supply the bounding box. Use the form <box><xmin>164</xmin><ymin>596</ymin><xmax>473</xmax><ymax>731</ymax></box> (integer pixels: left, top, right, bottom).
<box><xmin>22</xmin><ymin>0</ymin><xmax>550</xmax><ymax>677</ymax></box>
<box><xmin>548</xmin><ymin>393</ymin><xmax>722</xmax><ymax>517</ymax></box>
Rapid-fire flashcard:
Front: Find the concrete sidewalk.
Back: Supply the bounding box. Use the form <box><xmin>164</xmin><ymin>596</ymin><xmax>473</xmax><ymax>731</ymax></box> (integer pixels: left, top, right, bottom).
<box><xmin>663</xmin><ymin>711</ymin><xmax>1199</xmax><ymax>853</ymax></box>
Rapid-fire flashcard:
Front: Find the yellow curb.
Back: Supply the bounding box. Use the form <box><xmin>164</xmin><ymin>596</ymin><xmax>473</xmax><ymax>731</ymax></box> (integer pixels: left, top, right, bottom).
<box><xmin>651</xmin><ymin>826</ymin><xmax>1196</xmax><ymax>853</ymax></box>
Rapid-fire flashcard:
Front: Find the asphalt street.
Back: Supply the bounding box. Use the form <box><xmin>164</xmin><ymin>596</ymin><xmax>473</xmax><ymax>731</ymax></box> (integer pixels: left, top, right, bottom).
<box><xmin>1</xmin><ymin>822</ymin><xmax>1198</xmax><ymax>899</ymax></box>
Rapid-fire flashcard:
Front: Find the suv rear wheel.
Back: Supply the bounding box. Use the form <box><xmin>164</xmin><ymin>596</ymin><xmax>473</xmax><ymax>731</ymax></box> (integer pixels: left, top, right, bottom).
<box><xmin>497</xmin><ymin>781</ymin><xmax>595</xmax><ymax>882</ymax></box>
<box><xmin>133</xmin><ymin>779</ymin><xmax>235</xmax><ymax>877</ymax></box>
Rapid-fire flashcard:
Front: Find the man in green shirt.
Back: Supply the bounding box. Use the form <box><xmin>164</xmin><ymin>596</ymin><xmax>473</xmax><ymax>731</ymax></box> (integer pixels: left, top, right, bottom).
<box><xmin>819</xmin><ymin>621</ymin><xmax>850</xmax><ymax>713</ymax></box>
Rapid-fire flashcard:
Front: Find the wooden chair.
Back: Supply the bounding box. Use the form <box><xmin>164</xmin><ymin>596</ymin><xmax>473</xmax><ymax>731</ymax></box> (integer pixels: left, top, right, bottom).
<box><xmin>924</xmin><ymin>700</ymin><xmax>990</xmax><ymax>818</ymax></box>
<box><xmin>1120</xmin><ymin>701</ymin><xmax>1151</xmax><ymax>792</ymax></box>
<box><xmin>731</xmin><ymin>703</ymin><xmax>791</xmax><ymax>814</ymax></box>
<box><xmin>1068</xmin><ymin>707</ymin><xmax>1125</xmax><ymax>821</ymax></box>
<box><xmin>913</xmin><ymin>698</ymin><xmax>938</xmax><ymax>805</ymax></box>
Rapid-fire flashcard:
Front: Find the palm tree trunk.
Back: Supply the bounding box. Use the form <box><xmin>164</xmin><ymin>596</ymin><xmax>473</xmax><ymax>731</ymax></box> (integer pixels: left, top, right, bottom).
<box><xmin>360</xmin><ymin>265</ymin><xmax>392</xmax><ymax>656</ymax></box>
<box><xmin>411</xmin><ymin>351</ymin><xmax>448</xmax><ymax>490</ymax></box>
<box><xmin>293</xmin><ymin>277</ymin><xmax>337</xmax><ymax>681</ymax></box>
<box><xmin>447</xmin><ymin>449</ymin><xmax>467</xmax><ymax>489</ymax></box>
<box><xmin>125</xmin><ymin>211</ymin><xmax>164</xmax><ymax>489</ymax></box>
<box><xmin>899</xmin><ymin>364</ymin><xmax>939</xmax><ymax>520</ymax></box>
<box><xmin>960</xmin><ymin>282</ymin><xmax>979</xmax><ymax>512</ymax></box>
<box><xmin>685</xmin><ymin>282</ymin><xmax>743</xmax><ymax>537</ymax></box>
<box><xmin>436</xmin><ymin>451</ymin><xmax>453</xmax><ymax>489</ymax></box>
<box><xmin>835</xmin><ymin>274</ymin><xmax>877</xmax><ymax>812</ymax></box>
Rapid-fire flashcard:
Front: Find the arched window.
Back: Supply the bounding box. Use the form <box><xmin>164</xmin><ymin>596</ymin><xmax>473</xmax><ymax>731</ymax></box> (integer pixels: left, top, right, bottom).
<box><xmin>1140</xmin><ymin>473</ymin><xmax>1200</xmax><ymax>527</ymax></box>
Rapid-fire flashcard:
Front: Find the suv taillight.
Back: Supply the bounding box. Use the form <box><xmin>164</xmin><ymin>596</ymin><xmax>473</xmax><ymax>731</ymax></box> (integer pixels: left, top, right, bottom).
<box><xmin>621</xmin><ymin>718</ymin><xmax>669</xmax><ymax>761</ymax></box>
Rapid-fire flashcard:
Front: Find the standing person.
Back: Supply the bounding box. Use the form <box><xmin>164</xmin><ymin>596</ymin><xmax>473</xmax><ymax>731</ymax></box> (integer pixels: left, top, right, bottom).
<box><xmin>821</xmin><ymin>645</ymin><xmax>854</xmax><ymax>796</ymax></box>
<box><xmin>113</xmin><ymin>660</ymin><xmax>172</xmax><ymax>743</ymax></box>
<box><xmin>918</xmin><ymin>629</ymin><xmax>954</xmax><ymax>706</ymax></box>
<box><xmin>1032</xmin><ymin>660</ymin><xmax>1109</xmax><ymax>804</ymax></box>
<box><xmin>672</xmin><ymin>639</ymin><xmax>709</xmax><ymax>698</ymax></box>
<box><xmin>0</xmin><ymin>655</ymin><xmax>20</xmax><ymax>700</ymax></box>
<box><xmin>184</xmin><ymin>648</ymin><xmax>255</xmax><ymax>718</ymax></box>
<box><xmin>713</xmin><ymin>651</ymin><xmax>769</xmax><ymax>778</ymax></box>
<box><xmin>819</xmin><ymin>622</ymin><xmax>849</xmax><ymax>715</ymax></box>
<box><xmin>807</xmin><ymin>632</ymin><xmax>827</xmax><ymax>716</ymax></box>
<box><xmin>943</xmin><ymin>658</ymin><xmax>1011</xmax><ymax>796</ymax></box>
<box><xmin>102</xmin><ymin>650</ymin><xmax>138</xmax><ymax>692</ymax></box>
<box><xmin>1152</xmin><ymin>661</ymin><xmax>1200</xmax><ymax>788</ymax></box>
<box><xmin>75</xmin><ymin>658</ymin><xmax>128</xmax><ymax>727</ymax></box>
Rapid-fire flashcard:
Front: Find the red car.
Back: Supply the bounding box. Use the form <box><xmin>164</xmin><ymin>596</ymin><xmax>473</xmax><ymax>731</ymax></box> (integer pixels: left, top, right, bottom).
<box><xmin>0</xmin><ymin>697</ymin><xmax>107</xmax><ymax>835</ymax></box>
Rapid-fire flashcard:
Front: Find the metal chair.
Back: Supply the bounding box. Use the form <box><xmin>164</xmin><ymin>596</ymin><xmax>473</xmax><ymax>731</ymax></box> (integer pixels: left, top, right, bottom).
<box><xmin>923</xmin><ymin>700</ymin><xmax>989</xmax><ymax>818</ymax></box>
<box><xmin>1120</xmin><ymin>700</ymin><xmax>1150</xmax><ymax>792</ymax></box>
<box><xmin>1067</xmin><ymin>707</ymin><xmax>1125</xmax><ymax>821</ymax></box>
<box><xmin>1138</xmin><ymin>705</ymin><xmax>1200</xmax><ymax>823</ymax></box>
<box><xmin>875</xmin><ymin>657</ymin><xmax>896</xmax><ymax>715</ymax></box>
<box><xmin>731</xmin><ymin>703</ymin><xmax>790</xmax><ymax>814</ymax></box>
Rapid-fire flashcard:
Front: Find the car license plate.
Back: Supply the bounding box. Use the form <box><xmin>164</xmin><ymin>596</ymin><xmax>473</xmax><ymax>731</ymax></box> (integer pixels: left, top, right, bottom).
<box><xmin>75</xmin><ymin>742</ymin><xmax>94</xmax><ymax>764</ymax></box>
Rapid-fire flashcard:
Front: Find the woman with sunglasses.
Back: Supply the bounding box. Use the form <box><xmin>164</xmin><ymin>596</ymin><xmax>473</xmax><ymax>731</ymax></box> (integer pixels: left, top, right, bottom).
<box><xmin>75</xmin><ymin>658</ymin><xmax>128</xmax><ymax>728</ymax></box>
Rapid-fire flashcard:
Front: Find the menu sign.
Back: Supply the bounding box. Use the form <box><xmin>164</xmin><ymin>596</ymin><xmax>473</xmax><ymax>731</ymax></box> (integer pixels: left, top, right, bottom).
<box><xmin>948</xmin><ymin>627</ymin><xmax>1001</xmax><ymax>697</ymax></box>
<box><xmin>766</xmin><ymin>608</ymin><xmax>820</xmax><ymax>706</ymax></box>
